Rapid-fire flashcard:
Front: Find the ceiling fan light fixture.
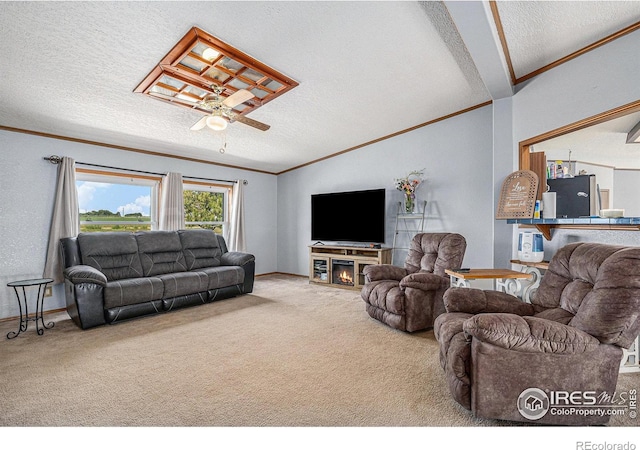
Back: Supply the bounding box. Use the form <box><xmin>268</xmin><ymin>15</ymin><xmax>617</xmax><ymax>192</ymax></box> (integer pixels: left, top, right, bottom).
<box><xmin>202</xmin><ymin>47</ymin><xmax>220</xmax><ymax>62</ymax></box>
<box><xmin>206</xmin><ymin>115</ymin><xmax>228</xmax><ymax>131</ymax></box>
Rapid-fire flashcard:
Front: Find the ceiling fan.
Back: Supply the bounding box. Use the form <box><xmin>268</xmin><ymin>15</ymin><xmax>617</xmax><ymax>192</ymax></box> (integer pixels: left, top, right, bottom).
<box><xmin>189</xmin><ymin>85</ymin><xmax>270</xmax><ymax>132</ymax></box>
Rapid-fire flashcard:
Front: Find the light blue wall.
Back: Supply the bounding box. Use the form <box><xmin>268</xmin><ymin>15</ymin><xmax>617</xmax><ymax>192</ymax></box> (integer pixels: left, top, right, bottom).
<box><xmin>277</xmin><ymin>105</ymin><xmax>495</xmax><ymax>275</ymax></box>
<box><xmin>492</xmin><ymin>97</ymin><xmax>515</xmax><ymax>268</ymax></box>
<box><xmin>0</xmin><ymin>130</ymin><xmax>278</xmax><ymax>319</ymax></box>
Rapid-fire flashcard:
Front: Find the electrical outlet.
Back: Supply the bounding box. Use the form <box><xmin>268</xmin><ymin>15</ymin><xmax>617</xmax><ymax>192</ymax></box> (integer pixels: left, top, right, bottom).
<box><xmin>45</xmin><ymin>286</ymin><xmax>53</xmax><ymax>297</ymax></box>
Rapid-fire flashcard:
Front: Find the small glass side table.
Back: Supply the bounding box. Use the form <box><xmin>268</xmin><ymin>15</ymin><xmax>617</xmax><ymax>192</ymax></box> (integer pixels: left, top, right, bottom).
<box><xmin>6</xmin><ymin>278</ymin><xmax>54</xmax><ymax>339</ymax></box>
<box><xmin>445</xmin><ymin>268</ymin><xmax>533</xmax><ymax>298</ymax></box>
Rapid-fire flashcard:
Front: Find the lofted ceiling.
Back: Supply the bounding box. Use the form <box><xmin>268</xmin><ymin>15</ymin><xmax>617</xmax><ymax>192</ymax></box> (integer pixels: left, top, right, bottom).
<box><xmin>1</xmin><ymin>1</ymin><xmax>639</xmax><ymax>174</ymax></box>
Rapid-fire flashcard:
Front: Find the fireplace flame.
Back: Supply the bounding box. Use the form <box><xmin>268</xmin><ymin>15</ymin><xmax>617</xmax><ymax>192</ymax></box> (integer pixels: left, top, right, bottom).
<box><xmin>339</xmin><ymin>271</ymin><xmax>353</xmax><ymax>284</ymax></box>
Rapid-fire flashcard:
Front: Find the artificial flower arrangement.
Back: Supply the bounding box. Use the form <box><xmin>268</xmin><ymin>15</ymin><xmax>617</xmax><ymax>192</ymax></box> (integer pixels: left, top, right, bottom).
<box><xmin>395</xmin><ymin>169</ymin><xmax>424</xmax><ymax>213</ymax></box>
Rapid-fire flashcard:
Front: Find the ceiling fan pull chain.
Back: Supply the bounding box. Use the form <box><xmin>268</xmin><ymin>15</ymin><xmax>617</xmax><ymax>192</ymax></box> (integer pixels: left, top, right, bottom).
<box><xmin>219</xmin><ymin>132</ymin><xmax>227</xmax><ymax>154</ymax></box>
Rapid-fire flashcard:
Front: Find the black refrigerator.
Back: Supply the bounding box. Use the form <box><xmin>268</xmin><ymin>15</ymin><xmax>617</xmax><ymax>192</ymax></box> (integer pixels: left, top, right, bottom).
<box><xmin>546</xmin><ymin>175</ymin><xmax>597</xmax><ymax>218</ymax></box>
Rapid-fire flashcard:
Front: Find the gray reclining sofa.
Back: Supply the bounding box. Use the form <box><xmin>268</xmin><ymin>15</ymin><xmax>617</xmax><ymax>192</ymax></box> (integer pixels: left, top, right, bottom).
<box><xmin>60</xmin><ymin>229</ymin><xmax>255</xmax><ymax>329</ymax></box>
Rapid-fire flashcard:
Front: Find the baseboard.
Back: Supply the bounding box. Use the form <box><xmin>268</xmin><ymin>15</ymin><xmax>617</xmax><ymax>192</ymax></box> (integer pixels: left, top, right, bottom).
<box><xmin>0</xmin><ymin>307</ymin><xmax>68</xmax><ymax>324</ymax></box>
<box><xmin>256</xmin><ymin>272</ymin><xmax>307</xmax><ymax>279</ymax></box>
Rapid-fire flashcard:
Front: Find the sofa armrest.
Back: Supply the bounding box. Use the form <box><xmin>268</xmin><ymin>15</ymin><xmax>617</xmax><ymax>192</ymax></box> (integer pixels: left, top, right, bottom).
<box><xmin>221</xmin><ymin>252</ymin><xmax>255</xmax><ymax>294</ymax></box>
<box><xmin>463</xmin><ymin>313</ymin><xmax>600</xmax><ymax>354</ymax></box>
<box><xmin>400</xmin><ymin>272</ymin><xmax>449</xmax><ymax>291</ymax></box>
<box><xmin>63</xmin><ymin>265</ymin><xmax>107</xmax><ymax>287</ymax></box>
<box><xmin>443</xmin><ymin>287</ymin><xmax>535</xmax><ymax>316</ymax></box>
<box><xmin>63</xmin><ymin>265</ymin><xmax>107</xmax><ymax>330</ymax></box>
<box><xmin>221</xmin><ymin>251</ymin><xmax>255</xmax><ymax>267</ymax></box>
<box><xmin>363</xmin><ymin>264</ymin><xmax>408</xmax><ymax>282</ymax></box>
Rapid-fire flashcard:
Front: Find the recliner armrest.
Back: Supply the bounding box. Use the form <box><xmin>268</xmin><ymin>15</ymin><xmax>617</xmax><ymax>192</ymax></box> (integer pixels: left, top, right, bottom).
<box><xmin>463</xmin><ymin>313</ymin><xmax>600</xmax><ymax>354</ymax></box>
<box><xmin>400</xmin><ymin>272</ymin><xmax>449</xmax><ymax>291</ymax></box>
<box><xmin>63</xmin><ymin>265</ymin><xmax>107</xmax><ymax>287</ymax></box>
<box><xmin>444</xmin><ymin>287</ymin><xmax>535</xmax><ymax>315</ymax></box>
<box><xmin>363</xmin><ymin>264</ymin><xmax>408</xmax><ymax>282</ymax></box>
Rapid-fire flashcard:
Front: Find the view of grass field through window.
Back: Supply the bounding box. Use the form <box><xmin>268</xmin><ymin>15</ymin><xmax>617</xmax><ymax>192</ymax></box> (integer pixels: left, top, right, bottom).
<box><xmin>77</xmin><ymin>180</ymin><xmax>153</xmax><ymax>232</ymax></box>
<box><xmin>76</xmin><ymin>179</ymin><xmax>226</xmax><ymax>233</ymax></box>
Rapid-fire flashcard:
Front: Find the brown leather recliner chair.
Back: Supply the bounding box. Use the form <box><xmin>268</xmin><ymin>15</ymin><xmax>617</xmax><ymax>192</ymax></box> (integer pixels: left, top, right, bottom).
<box><xmin>361</xmin><ymin>233</ymin><xmax>467</xmax><ymax>332</ymax></box>
<box><xmin>434</xmin><ymin>242</ymin><xmax>640</xmax><ymax>425</ymax></box>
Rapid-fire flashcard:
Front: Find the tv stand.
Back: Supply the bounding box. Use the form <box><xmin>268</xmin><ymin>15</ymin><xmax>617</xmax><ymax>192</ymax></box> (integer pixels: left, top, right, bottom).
<box><xmin>309</xmin><ymin>244</ymin><xmax>392</xmax><ymax>290</ymax></box>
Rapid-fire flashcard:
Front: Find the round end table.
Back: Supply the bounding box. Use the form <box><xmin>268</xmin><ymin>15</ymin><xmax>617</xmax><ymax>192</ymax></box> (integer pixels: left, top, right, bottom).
<box><xmin>6</xmin><ymin>278</ymin><xmax>55</xmax><ymax>339</ymax></box>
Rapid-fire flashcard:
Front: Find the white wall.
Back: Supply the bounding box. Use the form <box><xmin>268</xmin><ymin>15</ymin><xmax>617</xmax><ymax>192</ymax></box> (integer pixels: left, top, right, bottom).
<box><xmin>614</xmin><ymin>170</ymin><xmax>640</xmax><ymax>216</ymax></box>
<box><xmin>511</xmin><ymin>29</ymin><xmax>640</xmax><ymax>258</ymax></box>
<box><xmin>0</xmin><ymin>130</ymin><xmax>278</xmax><ymax>319</ymax></box>
<box><xmin>277</xmin><ymin>105</ymin><xmax>495</xmax><ymax>275</ymax></box>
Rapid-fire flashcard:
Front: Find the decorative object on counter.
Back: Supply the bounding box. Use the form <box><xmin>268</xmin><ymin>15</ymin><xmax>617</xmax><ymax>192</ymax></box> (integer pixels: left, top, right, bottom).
<box><xmin>600</xmin><ymin>209</ymin><xmax>625</xmax><ymax>218</ymax></box>
<box><xmin>542</xmin><ymin>192</ymin><xmax>556</xmax><ymax>219</ymax></box>
<box><xmin>495</xmin><ymin>170</ymin><xmax>539</xmax><ymax>219</ymax></box>
<box><xmin>395</xmin><ymin>169</ymin><xmax>424</xmax><ymax>214</ymax></box>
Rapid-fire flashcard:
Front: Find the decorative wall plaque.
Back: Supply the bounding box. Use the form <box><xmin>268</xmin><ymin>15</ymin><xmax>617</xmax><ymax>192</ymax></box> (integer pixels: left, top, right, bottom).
<box><xmin>496</xmin><ymin>170</ymin><xmax>539</xmax><ymax>219</ymax></box>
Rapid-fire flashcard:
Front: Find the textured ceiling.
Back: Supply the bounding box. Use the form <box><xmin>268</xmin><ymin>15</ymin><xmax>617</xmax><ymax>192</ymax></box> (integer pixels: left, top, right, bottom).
<box><xmin>0</xmin><ymin>1</ymin><xmax>638</xmax><ymax>174</ymax></box>
<box><xmin>498</xmin><ymin>0</ymin><xmax>640</xmax><ymax>80</ymax></box>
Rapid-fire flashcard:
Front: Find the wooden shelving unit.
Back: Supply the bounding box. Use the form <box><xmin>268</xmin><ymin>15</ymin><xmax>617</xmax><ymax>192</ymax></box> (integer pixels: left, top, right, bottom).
<box><xmin>309</xmin><ymin>244</ymin><xmax>391</xmax><ymax>291</ymax></box>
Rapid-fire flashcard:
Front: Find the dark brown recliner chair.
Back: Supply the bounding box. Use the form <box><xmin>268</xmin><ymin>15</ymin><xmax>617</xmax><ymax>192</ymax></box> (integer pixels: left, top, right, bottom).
<box><xmin>434</xmin><ymin>242</ymin><xmax>640</xmax><ymax>425</ymax></box>
<box><xmin>361</xmin><ymin>233</ymin><xmax>467</xmax><ymax>332</ymax></box>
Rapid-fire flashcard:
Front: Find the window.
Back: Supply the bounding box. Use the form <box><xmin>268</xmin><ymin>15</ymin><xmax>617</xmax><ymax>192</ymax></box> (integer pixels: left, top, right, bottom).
<box><xmin>183</xmin><ymin>182</ymin><xmax>230</xmax><ymax>235</ymax></box>
<box><xmin>76</xmin><ymin>170</ymin><xmax>160</xmax><ymax>232</ymax></box>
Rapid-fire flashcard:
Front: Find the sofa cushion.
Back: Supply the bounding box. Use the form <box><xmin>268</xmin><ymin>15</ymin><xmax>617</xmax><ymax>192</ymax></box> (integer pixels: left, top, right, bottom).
<box><xmin>196</xmin><ymin>266</ymin><xmax>245</xmax><ymax>290</ymax></box>
<box><xmin>135</xmin><ymin>231</ymin><xmax>187</xmax><ymax>276</ymax></box>
<box><xmin>78</xmin><ymin>232</ymin><xmax>143</xmax><ymax>281</ymax></box>
<box><xmin>178</xmin><ymin>230</ymin><xmax>222</xmax><ymax>269</ymax></box>
<box><xmin>157</xmin><ymin>272</ymin><xmax>209</xmax><ymax>298</ymax></box>
<box><xmin>104</xmin><ymin>277</ymin><xmax>164</xmax><ymax>309</ymax></box>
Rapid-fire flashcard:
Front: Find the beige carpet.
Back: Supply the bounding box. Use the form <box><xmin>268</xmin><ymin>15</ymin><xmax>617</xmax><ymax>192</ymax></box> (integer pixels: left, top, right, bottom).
<box><xmin>0</xmin><ymin>274</ymin><xmax>637</xmax><ymax>427</ymax></box>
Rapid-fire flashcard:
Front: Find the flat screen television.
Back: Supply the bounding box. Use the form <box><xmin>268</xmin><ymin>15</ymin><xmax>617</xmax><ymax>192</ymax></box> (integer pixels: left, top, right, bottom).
<box><xmin>311</xmin><ymin>188</ymin><xmax>386</xmax><ymax>244</ymax></box>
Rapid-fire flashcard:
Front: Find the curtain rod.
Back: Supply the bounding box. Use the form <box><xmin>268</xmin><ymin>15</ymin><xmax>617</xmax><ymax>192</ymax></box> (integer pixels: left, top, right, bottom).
<box><xmin>43</xmin><ymin>155</ymin><xmax>247</xmax><ymax>185</ymax></box>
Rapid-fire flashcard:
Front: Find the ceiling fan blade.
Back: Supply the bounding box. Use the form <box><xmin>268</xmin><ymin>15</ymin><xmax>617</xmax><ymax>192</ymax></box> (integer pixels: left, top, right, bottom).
<box><xmin>190</xmin><ymin>116</ymin><xmax>208</xmax><ymax>131</ymax></box>
<box><xmin>233</xmin><ymin>114</ymin><xmax>270</xmax><ymax>131</ymax></box>
<box><xmin>223</xmin><ymin>89</ymin><xmax>254</xmax><ymax>108</ymax></box>
<box><xmin>149</xmin><ymin>91</ymin><xmax>200</xmax><ymax>107</ymax></box>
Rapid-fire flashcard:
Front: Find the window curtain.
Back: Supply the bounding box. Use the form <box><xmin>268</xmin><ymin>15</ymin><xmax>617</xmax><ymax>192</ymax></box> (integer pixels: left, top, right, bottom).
<box><xmin>43</xmin><ymin>156</ymin><xmax>79</xmax><ymax>284</ymax></box>
<box><xmin>227</xmin><ymin>179</ymin><xmax>246</xmax><ymax>252</ymax></box>
<box><xmin>159</xmin><ymin>172</ymin><xmax>185</xmax><ymax>231</ymax></box>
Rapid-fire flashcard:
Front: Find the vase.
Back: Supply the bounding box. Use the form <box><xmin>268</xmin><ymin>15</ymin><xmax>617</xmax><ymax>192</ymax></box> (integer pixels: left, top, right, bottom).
<box><xmin>404</xmin><ymin>195</ymin><xmax>415</xmax><ymax>214</ymax></box>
